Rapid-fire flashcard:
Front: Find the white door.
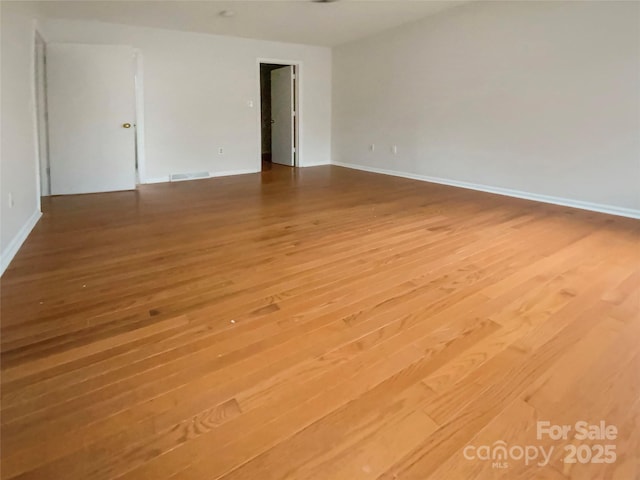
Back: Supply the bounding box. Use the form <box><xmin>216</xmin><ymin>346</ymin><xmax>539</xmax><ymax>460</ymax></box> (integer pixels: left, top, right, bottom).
<box><xmin>270</xmin><ymin>66</ymin><xmax>295</xmax><ymax>166</ymax></box>
<box><xmin>47</xmin><ymin>44</ymin><xmax>137</xmax><ymax>195</ymax></box>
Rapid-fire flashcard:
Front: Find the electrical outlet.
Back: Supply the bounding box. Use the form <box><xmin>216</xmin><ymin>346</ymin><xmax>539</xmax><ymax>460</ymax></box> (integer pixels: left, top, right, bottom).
<box><xmin>218</xmin><ymin>147</ymin><xmax>224</xmax><ymax>155</ymax></box>
<box><xmin>369</xmin><ymin>144</ymin><xmax>375</xmax><ymax>152</ymax></box>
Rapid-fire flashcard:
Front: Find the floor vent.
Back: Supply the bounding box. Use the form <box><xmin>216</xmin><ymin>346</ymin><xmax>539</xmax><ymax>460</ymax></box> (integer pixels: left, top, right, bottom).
<box><xmin>169</xmin><ymin>172</ymin><xmax>210</xmax><ymax>182</ymax></box>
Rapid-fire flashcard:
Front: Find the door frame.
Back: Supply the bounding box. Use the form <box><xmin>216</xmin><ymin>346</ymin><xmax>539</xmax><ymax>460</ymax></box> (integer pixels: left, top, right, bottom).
<box><xmin>33</xmin><ymin>28</ymin><xmax>50</xmax><ymax>202</ymax></box>
<box><xmin>133</xmin><ymin>49</ymin><xmax>146</xmax><ymax>184</ymax></box>
<box><xmin>256</xmin><ymin>58</ymin><xmax>302</xmax><ymax>168</ymax></box>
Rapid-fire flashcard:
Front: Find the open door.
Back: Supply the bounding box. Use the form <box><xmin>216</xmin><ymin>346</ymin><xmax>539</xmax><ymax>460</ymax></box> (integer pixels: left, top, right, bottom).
<box><xmin>47</xmin><ymin>43</ymin><xmax>137</xmax><ymax>195</ymax></box>
<box><xmin>270</xmin><ymin>66</ymin><xmax>295</xmax><ymax>166</ymax></box>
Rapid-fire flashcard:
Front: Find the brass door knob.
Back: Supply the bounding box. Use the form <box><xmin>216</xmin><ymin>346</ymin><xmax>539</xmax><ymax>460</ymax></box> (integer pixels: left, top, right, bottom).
<box><xmin>122</xmin><ymin>123</ymin><xmax>132</xmax><ymax>129</ymax></box>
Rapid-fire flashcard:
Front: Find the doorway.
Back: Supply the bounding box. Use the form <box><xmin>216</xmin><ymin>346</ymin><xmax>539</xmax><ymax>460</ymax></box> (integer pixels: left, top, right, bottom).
<box><xmin>259</xmin><ymin>62</ymin><xmax>298</xmax><ymax>171</ymax></box>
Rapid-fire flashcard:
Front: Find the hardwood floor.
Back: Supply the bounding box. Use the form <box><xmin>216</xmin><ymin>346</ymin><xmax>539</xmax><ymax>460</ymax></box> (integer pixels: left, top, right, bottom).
<box><xmin>1</xmin><ymin>164</ymin><xmax>638</xmax><ymax>480</ymax></box>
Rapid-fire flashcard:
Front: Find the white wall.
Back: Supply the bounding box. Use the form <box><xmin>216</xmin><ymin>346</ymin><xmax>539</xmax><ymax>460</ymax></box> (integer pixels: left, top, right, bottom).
<box><xmin>333</xmin><ymin>1</ymin><xmax>640</xmax><ymax>215</ymax></box>
<box><xmin>0</xmin><ymin>2</ymin><xmax>43</xmax><ymax>274</ymax></box>
<box><xmin>40</xmin><ymin>19</ymin><xmax>332</xmax><ymax>182</ymax></box>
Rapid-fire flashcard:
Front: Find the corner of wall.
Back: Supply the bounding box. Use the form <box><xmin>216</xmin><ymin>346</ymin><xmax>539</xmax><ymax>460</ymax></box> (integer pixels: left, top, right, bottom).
<box><xmin>1</xmin><ymin>4</ymin><xmax>44</xmax><ymax>276</ymax></box>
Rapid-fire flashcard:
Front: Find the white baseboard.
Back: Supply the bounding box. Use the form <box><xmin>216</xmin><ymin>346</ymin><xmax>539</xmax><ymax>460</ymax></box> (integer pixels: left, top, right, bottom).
<box><xmin>332</xmin><ymin>161</ymin><xmax>640</xmax><ymax>220</ymax></box>
<box><xmin>142</xmin><ymin>169</ymin><xmax>259</xmax><ymax>185</ymax></box>
<box><xmin>300</xmin><ymin>161</ymin><xmax>331</xmax><ymax>168</ymax></box>
<box><xmin>1</xmin><ymin>210</ymin><xmax>42</xmax><ymax>276</ymax></box>
<box><xmin>143</xmin><ymin>176</ymin><xmax>170</xmax><ymax>184</ymax></box>
<box><xmin>210</xmin><ymin>168</ymin><xmax>259</xmax><ymax>178</ymax></box>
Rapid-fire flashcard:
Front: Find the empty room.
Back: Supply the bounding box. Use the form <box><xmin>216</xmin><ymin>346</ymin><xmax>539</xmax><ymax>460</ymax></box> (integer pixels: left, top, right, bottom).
<box><xmin>1</xmin><ymin>1</ymin><xmax>638</xmax><ymax>479</ymax></box>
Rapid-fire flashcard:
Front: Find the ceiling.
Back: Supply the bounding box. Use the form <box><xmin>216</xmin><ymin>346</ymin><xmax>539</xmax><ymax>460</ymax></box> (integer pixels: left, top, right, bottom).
<box><xmin>31</xmin><ymin>0</ymin><xmax>467</xmax><ymax>47</ymax></box>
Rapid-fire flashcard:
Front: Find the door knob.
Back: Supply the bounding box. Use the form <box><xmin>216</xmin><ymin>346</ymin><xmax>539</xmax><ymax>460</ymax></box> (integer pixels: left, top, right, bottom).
<box><xmin>122</xmin><ymin>123</ymin><xmax>132</xmax><ymax>129</ymax></box>
<box><xmin>270</xmin><ymin>120</ymin><xmax>275</xmax><ymax>124</ymax></box>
